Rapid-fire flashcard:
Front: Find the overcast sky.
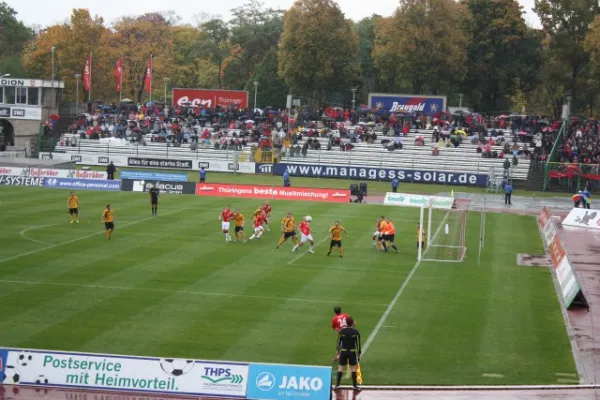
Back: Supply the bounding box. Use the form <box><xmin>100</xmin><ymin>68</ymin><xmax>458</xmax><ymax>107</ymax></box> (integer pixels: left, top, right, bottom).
<box><xmin>7</xmin><ymin>0</ymin><xmax>541</xmax><ymax>29</ymax></box>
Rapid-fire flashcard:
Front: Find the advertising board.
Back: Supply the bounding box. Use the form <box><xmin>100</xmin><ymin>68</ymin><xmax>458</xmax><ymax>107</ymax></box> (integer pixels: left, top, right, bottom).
<box><xmin>0</xmin><ymin>348</ymin><xmax>248</xmax><ymax>397</ymax></box>
<box><xmin>537</xmin><ymin>207</ymin><xmax>587</xmax><ymax>309</ymax></box>
<box><xmin>120</xmin><ymin>170</ymin><xmax>188</xmax><ymax>182</ymax></box>
<box><xmin>0</xmin><ymin>106</ymin><xmax>42</xmax><ymax>121</ymax></box>
<box><xmin>128</xmin><ymin>157</ymin><xmax>193</xmax><ymax>170</ymax></box>
<box><xmin>196</xmin><ymin>183</ymin><xmax>350</xmax><ymax>203</ymax></box>
<box><xmin>0</xmin><ymin>167</ymin><xmax>107</xmax><ymax>180</ymax></box>
<box><xmin>246</xmin><ymin>363</ymin><xmax>331</xmax><ymax>400</ymax></box>
<box><xmin>44</xmin><ymin>178</ymin><xmax>121</xmax><ymax>191</ymax></box>
<box><xmin>273</xmin><ymin>163</ymin><xmax>485</xmax><ymax>186</ymax></box>
<box><xmin>562</xmin><ymin>208</ymin><xmax>600</xmax><ymax>231</ymax></box>
<box><xmin>0</xmin><ymin>176</ymin><xmax>45</xmax><ymax>187</ymax></box>
<box><xmin>172</xmin><ymin>88</ymin><xmax>248</xmax><ymax>109</ymax></box>
<box><xmin>368</xmin><ymin>93</ymin><xmax>447</xmax><ymax>115</ymax></box>
<box><xmin>383</xmin><ymin>192</ymin><xmax>454</xmax><ymax>209</ymax></box>
<box><xmin>121</xmin><ymin>179</ymin><xmax>196</xmax><ymax>195</ymax></box>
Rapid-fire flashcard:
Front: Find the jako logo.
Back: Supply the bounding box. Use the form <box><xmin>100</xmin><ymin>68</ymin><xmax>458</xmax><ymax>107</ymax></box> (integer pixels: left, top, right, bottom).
<box><xmin>277</xmin><ymin>376</ymin><xmax>323</xmax><ymax>391</ymax></box>
<box><xmin>259</xmin><ymin>165</ymin><xmax>272</xmax><ymax>173</ymax></box>
<box><xmin>255</xmin><ymin>372</ymin><xmax>275</xmax><ymax>391</ymax></box>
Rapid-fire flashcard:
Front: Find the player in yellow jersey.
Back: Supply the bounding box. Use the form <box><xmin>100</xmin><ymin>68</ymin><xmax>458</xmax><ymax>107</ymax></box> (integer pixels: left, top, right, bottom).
<box><xmin>67</xmin><ymin>192</ymin><xmax>80</xmax><ymax>224</ymax></box>
<box><xmin>234</xmin><ymin>209</ymin><xmax>247</xmax><ymax>243</ymax></box>
<box><xmin>417</xmin><ymin>223</ymin><xmax>426</xmax><ymax>250</ymax></box>
<box><xmin>102</xmin><ymin>204</ymin><xmax>114</xmax><ymax>240</ymax></box>
<box><xmin>327</xmin><ymin>221</ymin><xmax>348</xmax><ymax>257</ymax></box>
<box><xmin>276</xmin><ymin>212</ymin><xmax>297</xmax><ymax>249</ymax></box>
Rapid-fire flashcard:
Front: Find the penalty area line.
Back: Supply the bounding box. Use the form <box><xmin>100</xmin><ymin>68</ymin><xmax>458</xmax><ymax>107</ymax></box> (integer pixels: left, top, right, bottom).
<box><xmin>19</xmin><ymin>224</ymin><xmax>57</xmax><ymax>246</ymax></box>
<box><xmin>0</xmin><ymin>208</ymin><xmax>189</xmax><ymax>264</ymax></box>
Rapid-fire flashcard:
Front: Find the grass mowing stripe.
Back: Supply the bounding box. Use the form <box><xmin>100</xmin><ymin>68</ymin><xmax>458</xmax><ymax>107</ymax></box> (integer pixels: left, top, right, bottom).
<box><xmin>0</xmin><ymin>208</ymin><xmax>190</xmax><ymax>264</ymax></box>
<box><xmin>287</xmin><ymin>236</ymin><xmax>329</xmax><ymax>265</ymax></box>
<box><xmin>0</xmin><ymin>279</ymin><xmax>389</xmax><ymax>307</ymax></box>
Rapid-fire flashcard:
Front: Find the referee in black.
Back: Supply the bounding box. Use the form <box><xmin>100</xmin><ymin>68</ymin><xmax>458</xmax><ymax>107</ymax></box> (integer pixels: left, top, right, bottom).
<box><xmin>334</xmin><ymin>317</ymin><xmax>361</xmax><ymax>390</ymax></box>
<box><xmin>149</xmin><ymin>184</ymin><xmax>159</xmax><ymax>216</ymax></box>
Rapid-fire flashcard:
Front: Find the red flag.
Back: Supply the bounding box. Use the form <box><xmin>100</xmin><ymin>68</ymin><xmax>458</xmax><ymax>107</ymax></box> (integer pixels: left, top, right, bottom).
<box><xmin>114</xmin><ymin>55</ymin><xmax>123</xmax><ymax>92</ymax></box>
<box><xmin>83</xmin><ymin>56</ymin><xmax>91</xmax><ymax>92</ymax></box>
<box><xmin>144</xmin><ymin>56</ymin><xmax>152</xmax><ymax>95</ymax></box>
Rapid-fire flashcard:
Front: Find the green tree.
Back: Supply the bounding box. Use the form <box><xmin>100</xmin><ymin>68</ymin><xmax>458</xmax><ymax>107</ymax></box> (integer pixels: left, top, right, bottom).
<box><xmin>198</xmin><ymin>19</ymin><xmax>231</xmax><ymax>89</ymax></box>
<box><xmin>373</xmin><ymin>0</ymin><xmax>471</xmax><ymax>96</ymax></box>
<box><xmin>278</xmin><ymin>0</ymin><xmax>360</xmax><ymax>102</ymax></box>
<box><xmin>463</xmin><ymin>0</ymin><xmax>536</xmax><ymax>112</ymax></box>
<box><xmin>0</xmin><ymin>2</ymin><xmax>34</xmax><ymax>76</ymax></box>
<box><xmin>535</xmin><ymin>0</ymin><xmax>600</xmax><ymax>111</ymax></box>
<box><xmin>584</xmin><ymin>16</ymin><xmax>600</xmax><ymax>115</ymax></box>
<box><xmin>355</xmin><ymin>15</ymin><xmax>381</xmax><ymax>101</ymax></box>
<box><xmin>244</xmin><ymin>49</ymin><xmax>288</xmax><ymax>109</ymax></box>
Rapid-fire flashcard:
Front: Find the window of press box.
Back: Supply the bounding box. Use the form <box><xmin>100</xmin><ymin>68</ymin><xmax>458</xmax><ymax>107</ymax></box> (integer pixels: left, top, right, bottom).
<box><xmin>28</xmin><ymin>88</ymin><xmax>39</xmax><ymax>105</ymax></box>
<box><xmin>0</xmin><ymin>87</ymin><xmax>3</xmax><ymax>103</ymax></box>
<box><xmin>16</xmin><ymin>87</ymin><xmax>27</xmax><ymax>104</ymax></box>
<box><xmin>4</xmin><ymin>86</ymin><xmax>15</xmax><ymax>104</ymax></box>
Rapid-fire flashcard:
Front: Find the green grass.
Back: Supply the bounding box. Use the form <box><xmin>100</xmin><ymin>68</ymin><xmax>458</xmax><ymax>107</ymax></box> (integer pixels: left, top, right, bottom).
<box><xmin>0</xmin><ymin>186</ymin><xmax>575</xmax><ymax>385</ymax></box>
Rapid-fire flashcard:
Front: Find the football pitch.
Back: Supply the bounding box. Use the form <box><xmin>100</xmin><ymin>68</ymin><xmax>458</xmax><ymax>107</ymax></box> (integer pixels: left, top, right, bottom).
<box><xmin>0</xmin><ymin>185</ymin><xmax>577</xmax><ymax>385</ymax></box>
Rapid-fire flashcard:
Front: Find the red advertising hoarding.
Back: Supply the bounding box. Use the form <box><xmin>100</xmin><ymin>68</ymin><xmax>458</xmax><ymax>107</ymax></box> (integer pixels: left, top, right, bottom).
<box><xmin>196</xmin><ymin>183</ymin><xmax>350</xmax><ymax>203</ymax></box>
<box><xmin>172</xmin><ymin>88</ymin><xmax>249</xmax><ymax>109</ymax></box>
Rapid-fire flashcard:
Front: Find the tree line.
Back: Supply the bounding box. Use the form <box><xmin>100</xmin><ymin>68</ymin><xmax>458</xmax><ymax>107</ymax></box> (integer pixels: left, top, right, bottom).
<box><xmin>1</xmin><ymin>0</ymin><xmax>600</xmax><ymax>118</ymax></box>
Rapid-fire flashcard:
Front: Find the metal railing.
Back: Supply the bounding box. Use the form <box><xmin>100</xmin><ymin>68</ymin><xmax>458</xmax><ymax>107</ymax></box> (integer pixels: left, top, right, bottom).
<box><xmin>545</xmin><ymin>161</ymin><xmax>600</xmax><ymax>192</ymax></box>
<box><xmin>543</xmin><ymin>121</ymin><xmax>566</xmax><ymax>191</ymax></box>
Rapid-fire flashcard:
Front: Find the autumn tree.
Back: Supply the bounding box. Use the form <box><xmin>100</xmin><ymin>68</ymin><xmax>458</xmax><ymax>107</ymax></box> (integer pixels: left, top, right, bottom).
<box><xmin>198</xmin><ymin>19</ymin><xmax>231</xmax><ymax>89</ymax></box>
<box><xmin>584</xmin><ymin>16</ymin><xmax>600</xmax><ymax>115</ymax></box>
<box><xmin>278</xmin><ymin>0</ymin><xmax>360</xmax><ymax>101</ymax></box>
<box><xmin>463</xmin><ymin>0</ymin><xmax>537</xmax><ymax>112</ymax></box>
<box><xmin>535</xmin><ymin>0</ymin><xmax>600</xmax><ymax>111</ymax></box>
<box><xmin>373</xmin><ymin>0</ymin><xmax>471</xmax><ymax>96</ymax></box>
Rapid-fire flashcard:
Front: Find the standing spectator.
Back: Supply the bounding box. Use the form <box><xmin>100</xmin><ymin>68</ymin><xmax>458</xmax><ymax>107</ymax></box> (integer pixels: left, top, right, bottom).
<box><xmin>106</xmin><ymin>162</ymin><xmax>116</xmax><ymax>180</ymax></box>
<box><xmin>391</xmin><ymin>177</ymin><xmax>399</xmax><ymax>193</ymax></box>
<box><xmin>283</xmin><ymin>169</ymin><xmax>291</xmax><ymax>187</ymax></box>
<box><xmin>199</xmin><ymin>167</ymin><xmax>207</xmax><ymax>183</ymax></box>
<box><xmin>504</xmin><ymin>182</ymin><xmax>513</xmax><ymax>205</ymax></box>
<box><xmin>583</xmin><ymin>186</ymin><xmax>592</xmax><ymax>209</ymax></box>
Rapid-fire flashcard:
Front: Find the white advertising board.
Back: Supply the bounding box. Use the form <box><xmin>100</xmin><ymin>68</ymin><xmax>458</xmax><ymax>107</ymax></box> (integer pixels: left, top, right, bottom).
<box><xmin>383</xmin><ymin>192</ymin><xmax>453</xmax><ymax>209</ymax></box>
<box><xmin>0</xmin><ymin>166</ymin><xmax>108</xmax><ymax>180</ymax></box>
<box><xmin>562</xmin><ymin>208</ymin><xmax>600</xmax><ymax>231</ymax></box>
<box><xmin>0</xmin><ymin>348</ymin><xmax>248</xmax><ymax>398</ymax></box>
<box><xmin>38</xmin><ymin>152</ymin><xmax>256</xmax><ymax>174</ymax></box>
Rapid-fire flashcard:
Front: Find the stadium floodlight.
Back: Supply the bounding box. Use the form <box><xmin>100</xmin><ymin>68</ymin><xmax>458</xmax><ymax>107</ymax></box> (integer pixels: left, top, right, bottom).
<box><xmin>0</xmin><ymin>73</ymin><xmax>10</xmax><ymax>78</ymax></box>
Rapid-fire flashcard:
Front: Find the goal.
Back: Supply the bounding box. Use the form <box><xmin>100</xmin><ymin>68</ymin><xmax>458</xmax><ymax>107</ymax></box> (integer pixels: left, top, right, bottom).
<box><xmin>418</xmin><ymin>199</ymin><xmax>468</xmax><ymax>263</ymax></box>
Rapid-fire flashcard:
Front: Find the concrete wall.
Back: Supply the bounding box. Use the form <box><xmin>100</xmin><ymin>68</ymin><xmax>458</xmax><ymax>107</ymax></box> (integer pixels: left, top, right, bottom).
<box><xmin>12</xmin><ymin>119</ymin><xmax>39</xmax><ymax>148</ymax></box>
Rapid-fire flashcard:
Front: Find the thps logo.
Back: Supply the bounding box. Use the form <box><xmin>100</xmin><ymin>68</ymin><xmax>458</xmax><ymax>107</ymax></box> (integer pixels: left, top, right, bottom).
<box><xmin>258</xmin><ymin>164</ymin><xmax>272</xmax><ymax>173</ymax></box>
<box><xmin>201</xmin><ymin>366</ymin><xmax>244</xmax><ymax>385</ymax></box>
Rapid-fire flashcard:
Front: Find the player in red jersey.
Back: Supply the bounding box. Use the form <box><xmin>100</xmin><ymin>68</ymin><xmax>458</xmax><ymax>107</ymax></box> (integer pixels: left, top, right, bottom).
<box><xmin>262</xmin><ymin>201</ymin><xmax>272</xmax><ymax>231</ymax></box>
<box><xmin>372</xmin><ymin>216</ymin><xmax>383</xmax><ymax>248</ymax></box>
<box><xmin>249</xmin><ymin>212</ymin><xmax>266</xmax><ymax>241</ymax></box>
<box><xmin>292</xmin><ymin>216</ymin><xmax>315</xmax><ymax>253</ymax></box>
<box><xmin>332</xmin><ymin>306</ymin><xmax>350</xmax><ymax>332</ymax></box>
<box><xmin>219</xmin><ymin>205</ymin><xmax>234</xmax><ymax>242</ymax></box>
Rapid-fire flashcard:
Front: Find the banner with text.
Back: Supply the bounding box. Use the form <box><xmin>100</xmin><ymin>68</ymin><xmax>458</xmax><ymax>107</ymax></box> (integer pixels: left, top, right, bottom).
<box><xmin>44</xmin><ymin>178</ymin><xmax>121</xmax><ymax>191</ymax></box>
<box><xmin>0</xmin><ymin>176</ymin><xmax>45</xmax><ymax>187</ymax></box>
<box><xmin>383</xmin><ymin>192</ymin><xmax>454</xmax><ymax>209</ymax></box>
<box><xmin>128</xmin><ymin>157</ymin><xmax>193</xmax><ymax>170</ymax></box>
<box><xmin>121</xmin><ymin>179</ymin><xmax>196</xmax><ymax>195</ymax></box>
<box><xmin>196</xmin><ymin>183</ymin><xmax>350</xmax><ymax>203</ymax></box>
<box><xmin>562</xmin><ymin>208</ymin><xmax>600</xmax><ymax>231</ymax></box>
<box><xmin>538</xmin><ymin>207</ymin><xmax>587</xmax><ymax>309</ymax></box>
<box><xmin>0</xmin><ymin>167</ymin><xmax>107</xmax><ymax>180</ymax></box>
<box><xmin>272</xmin><ymin>163</ymin><xmax>486</xmax><ymax>186</ymax></box>
<box><xmin>246</xmin><ymin>363</ymin><xmax>331</xmax><ymax>400</ymax></box>
<box><xmin>120</xmin><ymin>170</ymin><xmax>188</xmax><ymax>182</ymax></box>
<box><xmin>0</xmin><ymin>348</ymin><xmax>248</xmax><ymax>398</ymax></box>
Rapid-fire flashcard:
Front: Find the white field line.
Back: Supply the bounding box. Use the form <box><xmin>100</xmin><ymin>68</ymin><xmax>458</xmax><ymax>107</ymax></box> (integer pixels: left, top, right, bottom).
<box><xmin>0</xmin><ymin>279</ymin><xmax>390</xmax><ymax>308</ymax></box>
<box><xmin>0</xmin><ymin>208</ymin><xmax>189</xmax><ymax>264</ymax></box>
<box><xmin>19</xmin><ymin>224</ymin><xmax>56</xmax><ymax>246</ymax></box>
<box><xmin>361</xmin><ymin>209</ymin><xmax>451</xmax><ymax>356</ymax></box>
<box><xmin>287</xmin><ymin>236</ymin><xmax>330</xmax><ymax>265</ymax></box>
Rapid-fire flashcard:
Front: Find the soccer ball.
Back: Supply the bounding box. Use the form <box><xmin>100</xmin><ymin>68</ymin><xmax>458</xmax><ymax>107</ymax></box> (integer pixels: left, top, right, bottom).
<box><xmin>17</xmin><ymin>351</ymin><xmax>33</xmax><ymax>367</ymax></box>
<box><xmin>159</xmin><ymin>359</ymin><xmax>194</xmax><ymax>377</ymax></box>
<box><xmin>305</xmin><ymin>216</ymin><xmax>312</xmax><ymax>222</ymax></box>
<box><xmin>35</xmin><ymin>375</ymin><xmax>49</xmax><ymax>385</ymax></box>
<box><xmin>2</xmin><ymin>365</ymin><xmax>21</xmax><ymax>384</ymax></box>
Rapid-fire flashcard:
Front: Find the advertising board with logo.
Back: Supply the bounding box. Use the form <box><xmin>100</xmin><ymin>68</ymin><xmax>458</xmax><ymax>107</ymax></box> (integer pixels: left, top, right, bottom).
<box><xmin>537</xmin><ymin>207</ymin><xmax>587</xmax><ymax>309</ymax></box>
<box><xmin>255</xmin><ymin>163</ymin><xmax>273</xmax><ymax>174</ymax></box>
<box><xmin>384</xmin><ymin>192</ymin><xmax>454</xmax><ymax>209</ymax></box>
<box><xmin>0</xmin><ymin>176</ymin><xmax>45</xmax><ymax>187</ymax></box>
<box><xmin>120</xmin><ymin>170</ymin><xmax>188</xmax><ymax>182</ymax></box>
<box><xmin>0</xmin><ymin>348</ymin><xmax>248</xmax><ymax>397</ymax></box>
<box><xmin>172</xmin><ymin>88</ymin><xmax>248</xmax><ymax>109</ymax></box>
<box><xmin>0</xmin><ymin>106</ymin><xmax>43</xmax><ymax>121</ymax></box>
<box><xmin>246</xmin><ymin>363</ymin><xmax>331</xmax><ymax>400</ymax></box>
<box><xmin>44</xmin><ymin>178</ymin><xmax>121</xmax><ymax>191</ymax></box>
<box><xmin>562</xmin><ymin>208</ymin><xmax>600</xmax><ymax>231</ymax></box>
<box><xmin>128</xmin><ymin>157</ymin><xmax>193</xmax><ymax>170</ymax></box>
<box><xmin>273</xmin><ymin>163</ymin><xmax>486</xmax><ymax>186</ymax></box>
<box><xmin>196</xmin><ymin>183</ymin><xmax>350</xmax><ymax>203</ymax></box>
<box><xmin>121</xmin><ymin>179</ymin><xmax>196</xmax><ymax>195</ymax></box>
<box><xmin>0</xmin><ymin>167</ymin><xmax>108</xmax><ymax>180</ymax></box>
<box><xmin>368</xmin><ymin>93</ymin><xmax>447</xmax><ymax>115</ymax></box>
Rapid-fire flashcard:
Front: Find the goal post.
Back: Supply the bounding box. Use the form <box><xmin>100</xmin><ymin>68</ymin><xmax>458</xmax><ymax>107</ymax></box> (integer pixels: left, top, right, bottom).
<box><xmin>420</xmin><ymin>200</ymin><xmax>469</xmax><ymax>263</ymax></box>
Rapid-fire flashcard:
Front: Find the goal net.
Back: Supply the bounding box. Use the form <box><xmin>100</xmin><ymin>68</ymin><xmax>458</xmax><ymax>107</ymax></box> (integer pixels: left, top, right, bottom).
<box><xmin>418</xmin><ymin>199</ymin><xmax>468</xmax><ymax>263</ymax></box>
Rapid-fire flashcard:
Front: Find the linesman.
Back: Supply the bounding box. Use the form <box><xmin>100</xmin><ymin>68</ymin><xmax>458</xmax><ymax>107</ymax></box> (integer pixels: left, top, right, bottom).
<box><xmin>334</xmin><ymin>317</ymin><xmax>361</xmax><ymax>391</ymax></box>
